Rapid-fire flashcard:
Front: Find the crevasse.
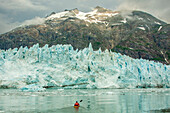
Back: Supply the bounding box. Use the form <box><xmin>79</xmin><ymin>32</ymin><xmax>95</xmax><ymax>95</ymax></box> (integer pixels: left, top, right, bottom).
<box><xmin>0</xmin><ymin>43</ymin><xmax>169</xmax><ymax>91</ymax></box>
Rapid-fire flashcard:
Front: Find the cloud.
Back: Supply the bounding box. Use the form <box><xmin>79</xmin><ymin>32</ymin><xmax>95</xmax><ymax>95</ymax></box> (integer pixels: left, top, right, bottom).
<box><xmin>116</xmin><ymin>0</ymin><xmax>170</xmax><ymax>23</ymax></box>
<box><xmin>21</xmin><ymin>17</ymin><xmax>45</xmax><ymax>26</ymax></box>
<box><xmin>0</xmin><ymin>14</ymin><xmax>20</xmax><ymax>34</ymax></box>
<box><xmin>0</xmin><ymin>0</ymin><xmax>48</xmax><ymax>34</ymax></box>
<box><xmin>0</xmin><ymin>0</ymin><xmax>47</xmax><ymax>11</ymax></box>
<box><xmin>0</xmin><ymin>14</ymin><xmax>46</xmax><ymax>34</ymax></box>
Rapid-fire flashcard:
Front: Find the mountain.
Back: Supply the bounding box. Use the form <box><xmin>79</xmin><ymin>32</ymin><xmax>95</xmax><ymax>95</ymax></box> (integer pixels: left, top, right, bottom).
<box><xmin>0</xmin><ymin>6</ymin><xmax>169</xmax><ymax>64</ymax></box>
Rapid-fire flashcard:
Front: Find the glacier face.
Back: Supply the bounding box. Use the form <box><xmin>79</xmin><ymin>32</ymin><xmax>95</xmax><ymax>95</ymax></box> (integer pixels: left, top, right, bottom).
<box><xmin>0</xmin><ymin>43</ymin><xmax>169</xmax><ymax>91</ymax></box>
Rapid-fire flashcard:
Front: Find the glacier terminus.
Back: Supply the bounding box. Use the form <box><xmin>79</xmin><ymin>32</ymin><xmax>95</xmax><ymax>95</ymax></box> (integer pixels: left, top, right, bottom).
<box><xmin>0</xmin><ymin>43</ymin><xmax>169</xmax><ymax>91</ymax></box>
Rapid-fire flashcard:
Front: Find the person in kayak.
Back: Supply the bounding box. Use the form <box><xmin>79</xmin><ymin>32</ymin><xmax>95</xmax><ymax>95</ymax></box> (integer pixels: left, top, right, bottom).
<box><xmin>74</xmin><ymin>101</ymin><xmax>80</xmax><ymax>107</ymax></box>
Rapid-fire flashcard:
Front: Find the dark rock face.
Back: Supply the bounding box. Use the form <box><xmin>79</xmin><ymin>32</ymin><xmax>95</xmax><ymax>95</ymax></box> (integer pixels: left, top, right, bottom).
<box><xmin>0</xmin><ymin>7</ymin><xmax>169</xmax><ymax>64</ymax></box>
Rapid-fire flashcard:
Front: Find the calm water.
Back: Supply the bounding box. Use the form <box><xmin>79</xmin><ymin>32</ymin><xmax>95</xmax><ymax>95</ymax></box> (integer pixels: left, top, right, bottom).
<box><xmin>0</xmin><ymin>88</ymin><xmax>170</xmax><ymax>113</ymax></box>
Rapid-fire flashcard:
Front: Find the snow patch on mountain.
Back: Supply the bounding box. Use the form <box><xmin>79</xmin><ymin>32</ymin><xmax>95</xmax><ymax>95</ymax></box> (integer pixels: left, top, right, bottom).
<box><xmin>46</xmin><ymin>11</ymin><xmax>69</xmax><ymax>20</ymax></box>
<box><xmin>46</xmin><ymin>8</ymin><xmax>119</xmax><ymax>24</ymax></box>
<box><xmin>158</xmin><ymin>26</ymin><xmax>162</xmax><ymax>31</ymax></box>
<box><xmin>121</xmin><ymin>18</ymin><xmax>127</xmax><ymax>23</ymax></box>
<box><xmin>137</xmin><ymin>27</ymin><xmax>145</xmax><ymax>30</ymax></box>
<box><xmin>138</xmin><ymin>17</ymin><xmax>144</xmax><ymax>20</ymax></box>
<box><xmin>155</xmin><ymin>21</ymin><xmax>161</xmax><ymax>25</ymax></box>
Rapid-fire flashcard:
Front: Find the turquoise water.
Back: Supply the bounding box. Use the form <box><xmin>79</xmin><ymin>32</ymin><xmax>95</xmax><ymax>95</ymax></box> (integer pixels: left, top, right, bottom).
<box><xmin>0</xmin><ymin>89</ymin><xmax>170</xmax><ymax>113</ymax></box>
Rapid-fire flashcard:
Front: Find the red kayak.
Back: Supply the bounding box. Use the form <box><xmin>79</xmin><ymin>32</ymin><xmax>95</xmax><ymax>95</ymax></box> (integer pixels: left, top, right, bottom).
<box><xmin>74</xmin><ymin>105</ymin><xmax>80</xmax><ymax>109</ymax></box>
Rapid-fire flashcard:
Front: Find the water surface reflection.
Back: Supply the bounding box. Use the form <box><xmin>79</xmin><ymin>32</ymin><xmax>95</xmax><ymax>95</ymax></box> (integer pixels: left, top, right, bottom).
<box><xmin>0</xmin><ymin>89</ymin><xmax>169</xmax><ymax>113</ymax></box>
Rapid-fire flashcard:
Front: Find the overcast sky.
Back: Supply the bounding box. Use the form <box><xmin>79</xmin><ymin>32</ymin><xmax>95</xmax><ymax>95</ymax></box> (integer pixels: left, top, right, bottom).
<box><xmin>0</xmin><ymin>0</ymin><xmax>169</xmax><ymax>34</ymax></box>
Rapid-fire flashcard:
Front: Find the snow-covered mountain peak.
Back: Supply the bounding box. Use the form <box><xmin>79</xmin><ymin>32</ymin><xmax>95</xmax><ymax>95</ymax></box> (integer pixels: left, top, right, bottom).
<box><xmin>46</xmin><ymin>7</ymin><xmax>119</xmax><ymax>24</ymax></box>
<box><xmin>94</xmin><ymin>6</ymin><xmax>113</xmax><ymax>13</ymax></box>
<box><xmin>46</xmin><ymin>11</ymin><xmax>69</xmax><ymax>20</ymax></box>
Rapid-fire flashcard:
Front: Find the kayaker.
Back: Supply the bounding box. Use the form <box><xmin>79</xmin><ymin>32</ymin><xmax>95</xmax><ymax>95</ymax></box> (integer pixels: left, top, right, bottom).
<box><xmin>74</xmin><ymin>101</ymin><xmax>80</xmax><ymax>107</ymax></box>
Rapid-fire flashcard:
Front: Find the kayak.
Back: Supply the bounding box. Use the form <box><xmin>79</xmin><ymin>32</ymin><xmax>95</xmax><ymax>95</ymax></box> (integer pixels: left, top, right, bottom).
<box><xmin>74</xmin><ymin>106</ymin><xmax>79</xmax><ymax>109</ymax></box>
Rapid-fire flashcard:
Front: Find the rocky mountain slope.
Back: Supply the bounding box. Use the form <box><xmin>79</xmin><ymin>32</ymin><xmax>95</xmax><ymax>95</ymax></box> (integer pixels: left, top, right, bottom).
<box><xmin>0</xmin><ymin>6</ymin><xmax>169</xmax><ymax>64</ymax></box>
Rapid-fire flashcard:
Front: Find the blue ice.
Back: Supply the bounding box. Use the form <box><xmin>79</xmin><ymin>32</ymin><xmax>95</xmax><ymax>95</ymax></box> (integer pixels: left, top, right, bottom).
<box><xmin>0</xmin><ymin>43</ymin><xmax>169</xmax><ymax>91</ymax></box>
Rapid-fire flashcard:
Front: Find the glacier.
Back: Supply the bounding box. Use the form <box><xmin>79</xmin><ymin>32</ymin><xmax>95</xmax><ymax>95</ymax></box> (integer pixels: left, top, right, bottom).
<box><xmin>0</xmin><ymin>43</ymin><xmax>169</xmax><ymax>91</ymax></box>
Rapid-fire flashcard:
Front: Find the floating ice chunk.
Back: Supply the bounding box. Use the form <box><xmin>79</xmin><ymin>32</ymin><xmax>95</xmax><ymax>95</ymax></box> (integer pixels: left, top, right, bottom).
<box><xmin>20</xmin><ymin>84</ymin><xmax>46</xmax><ymax>92</ymax></box>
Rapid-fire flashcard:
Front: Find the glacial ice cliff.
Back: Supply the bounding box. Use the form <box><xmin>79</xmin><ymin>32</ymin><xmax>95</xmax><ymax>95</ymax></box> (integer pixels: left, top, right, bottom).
<box><xmin>0</xmin><ymin>43</ymin><xmax>169</xmax><ymax>91</ymax></box>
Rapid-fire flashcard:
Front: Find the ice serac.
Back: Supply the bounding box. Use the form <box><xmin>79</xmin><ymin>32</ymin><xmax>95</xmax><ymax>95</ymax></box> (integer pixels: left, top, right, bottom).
<box><xmin>0</xmin><ymin>43</ymin><xmax>169</xmax><ymax>91</ymax></box>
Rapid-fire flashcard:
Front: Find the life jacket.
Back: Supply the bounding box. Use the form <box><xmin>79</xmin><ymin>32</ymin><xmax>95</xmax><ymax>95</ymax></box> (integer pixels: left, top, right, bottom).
<box><xmin>74</xmin><ymin>102</ymin><xmax>79</xmax><ymax>106</ymax></box>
